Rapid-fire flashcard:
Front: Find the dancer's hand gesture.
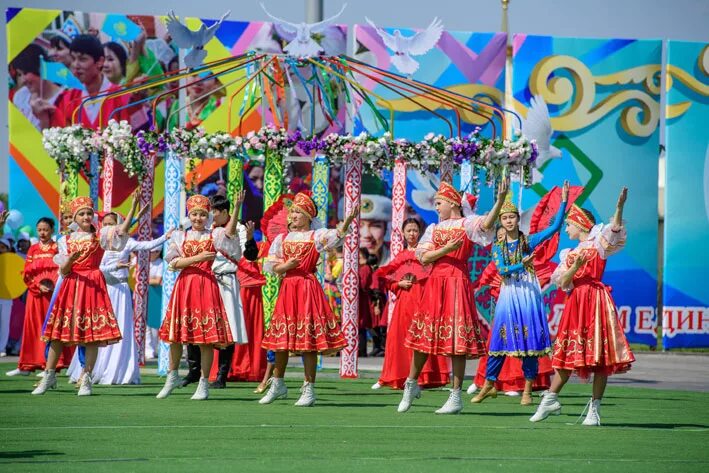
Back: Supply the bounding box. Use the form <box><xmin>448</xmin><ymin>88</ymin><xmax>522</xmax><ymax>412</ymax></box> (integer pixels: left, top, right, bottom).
<box><xmin>561</xmin><ymin>180</ymin><xmax>570</xmax><ymax>202</ymax></box>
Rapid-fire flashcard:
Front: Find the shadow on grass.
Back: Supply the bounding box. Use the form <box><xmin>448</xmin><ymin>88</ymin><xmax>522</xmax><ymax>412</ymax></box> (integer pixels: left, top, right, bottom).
<box><xmin>604</xmin><ymin>422</ymin><xmax>709</xmax><ymax>430</ymax></box>
<box><xmin>0</xmin><ymin>450</ymin><xmax>64</xmax><ymax>460</ymax></box>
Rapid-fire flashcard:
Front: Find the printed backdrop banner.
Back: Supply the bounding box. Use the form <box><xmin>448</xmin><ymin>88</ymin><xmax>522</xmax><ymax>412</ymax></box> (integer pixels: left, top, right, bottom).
<box><xmin>6</xmin><ymin>7</ymin><xmax>347</xmax><ymax>235</ymax></box>
<box><xmin>512</xmin><ymin>35</ymin><xmax>662</xmax><ymax>346</ymax></box>
<box><xmin>662</xmin><ymin>41</ymin><xmax>709</xmax><ymax>349</ymax></box>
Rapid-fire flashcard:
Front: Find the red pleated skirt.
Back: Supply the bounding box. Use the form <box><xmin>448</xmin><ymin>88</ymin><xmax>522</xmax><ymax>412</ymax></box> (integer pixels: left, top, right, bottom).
<box><xmin>379</xmin><ymin>284</ymin><xmax>450</xmax><ymax>389</ymax></box>
<box><xmin>159</xmin><ymin>267</ymin><xmax>234</xmax><ymax>346</ymax></box>
<box><xmin>42</xmin><ymin>269</ymin><xmax>122</xmax><ymax>345</ymax></box>
<box><xmin>262</xmin><ymin>272</ymin><xmax>347</xmax><ymax>354</ymax></box>
<box><xmin>552</xmin><ymin>280</ymin><xmax>635</xmax><ymax>379</ymax></box>
<box><xmin>406</xmin><ymin>263</ymin><xmax>486</xmax><ymax>358</ymax></box>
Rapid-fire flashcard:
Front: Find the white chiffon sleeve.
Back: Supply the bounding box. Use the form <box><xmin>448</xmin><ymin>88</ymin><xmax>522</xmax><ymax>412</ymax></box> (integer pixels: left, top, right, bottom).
<box><xmin>213</xmin><ymin>226</ymin><xmax>242</xmax><ymax>261</ymax></box>
<box><xmin>52</xmin><ymin>236</ymin><xmax>69</xmax><ymax>266</ymax></box>
<box><xmin>313</xmin><ymin>228</ymin><xmax>345</xmax><ymax>253</ymax></box>
<box><xmin>263</xmin><ymin>234</ymin><xmax>284</xmax><ymax>275</ymax></box>
<box><xmin>551</xmin><ymin>248</ymin><xmax>574</xmax><ymax>292</ymax></box>
<box><xmin>415</xmin><ymin>224</ymin><xmax>435</xmax><ymax>264</ymax></box>
<box><xmin>237</xmin><ymin>223</ymin><xmax>248</xmax><ymax>254</ymax></box>
<box><xmin>126</xmin><ymin>234</ymin><xmax>168</xmax><ymax>252</ymax></box>
<box><xmin>165</xmin><ymin>231</ymin><xmax>185</xmax><ymax>265</ymax></box>
<box><xmin>463</xmin><ymin>214</ymin><xmax>493</xmax><ymax>246</ymax></box>
<box><xmin>99</xmin><ymin>225</ymin><xmax>129</xmax><ymax>252</ymax></box>
<box><xmin>593</xmin><ymin>223</ymin><xmax>627</xmax><ymax>260</ymax></box>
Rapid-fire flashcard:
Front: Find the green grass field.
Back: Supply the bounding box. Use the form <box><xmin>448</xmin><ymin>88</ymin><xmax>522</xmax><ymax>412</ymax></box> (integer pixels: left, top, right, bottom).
<box><xmin>1</xmin><ymin>362</ymin><xmax>708</xmax><ymax>473</ymax></box>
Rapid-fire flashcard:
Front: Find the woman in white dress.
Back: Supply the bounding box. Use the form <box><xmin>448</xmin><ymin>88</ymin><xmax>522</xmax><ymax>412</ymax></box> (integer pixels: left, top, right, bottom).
<box><xmin>68</xmin><ymin>212</ymin><xmax>170</xmax><ymax>385</ymax></box>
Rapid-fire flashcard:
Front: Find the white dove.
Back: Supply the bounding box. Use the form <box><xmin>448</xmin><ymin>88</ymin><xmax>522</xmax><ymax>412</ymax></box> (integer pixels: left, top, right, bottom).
<box><xmin>261</xmin><ymin>2</ymin><xmax>347</xmax><ymax>58</ymax></box>
<box><xmin>165</xmin><ymin>10</ymin><xmax>230</xmax><ymax>68</ymax></box>
<box><xmin>521</xmin><ymin>94</ymin><xmax>562</xmax><ymax>168</ymax></box>
<box><xmin>366</xmin><ymin>17</ymin><xmax>444</xmax><ymax>76</ymax></box>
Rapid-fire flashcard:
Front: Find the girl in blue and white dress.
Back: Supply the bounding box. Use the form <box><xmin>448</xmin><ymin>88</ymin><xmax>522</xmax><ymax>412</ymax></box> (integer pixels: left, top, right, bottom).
<box><xmin>471</xmin><ymin>181</ymin><xmax>568</xmax><ymax>406</ymax></box>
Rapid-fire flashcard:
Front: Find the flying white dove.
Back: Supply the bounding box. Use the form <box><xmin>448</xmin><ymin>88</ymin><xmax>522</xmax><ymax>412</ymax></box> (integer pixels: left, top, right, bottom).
<box><xmin>261</xmin><ymin>2</ymin><xmax>347</xmax><ymax>58</ymax></box>
<box><xmin>165</xmin><ymin>10</ymin><xmax>230</xmax><ymax>68</ymax></box>
<box><xmin>366</xmin><ymin>17</ymin><xmax>444</xmax><ymax>76</ymax></box>
<box><xmin>521</xmin><ymin>95</ymin><xmax>562</xmax><ymax>168</ymax></box>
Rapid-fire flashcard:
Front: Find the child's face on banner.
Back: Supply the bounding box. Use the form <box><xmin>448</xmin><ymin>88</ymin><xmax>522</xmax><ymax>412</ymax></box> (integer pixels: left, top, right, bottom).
<box><xmin>359</xmin><ymin>219</ymin><xmax>387</xmax><ymax>255</ymax></box>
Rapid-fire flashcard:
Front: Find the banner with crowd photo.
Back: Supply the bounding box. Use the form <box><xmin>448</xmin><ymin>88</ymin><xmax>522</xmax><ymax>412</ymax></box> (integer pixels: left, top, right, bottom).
<box><xmin>6</xmin><ymin>7</ymin><xmax>347</xmax><ymax>238</ymax></box>
<box><xmin>353</xmin><ymin>25</ymin><xmax>508</xmax><ymax>323</ymax></box>
<box><xmin>7</xmin><ymin>8</ymin><xmax>172</xmax><ymax>234</ymax></box>
<box><xmin>512</xmin><ymin>35</ymin><xmax>662</xmax><ymax>346</ymax></box>
<box><xmin>662</xmin><ymin>41</ymin><xmax>709</xmax><ymax>349</ymax></box>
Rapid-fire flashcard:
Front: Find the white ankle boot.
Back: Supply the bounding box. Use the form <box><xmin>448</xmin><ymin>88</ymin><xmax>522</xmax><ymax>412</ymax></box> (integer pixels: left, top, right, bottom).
<box><xmin>371</xmin><ymin>382</ymin><xmax>382</xmax><ymax>390</ymax></box>
<box><xmin>6</xmin><ymin>368</ymin><xmax>30</xmax><ymax>376</ymax></box>
<box><xmin>435</xmin><ymin>388</ymin><xmax>463</xmax><ymax>415</ymax></box>
<box><xmin>77</xmin><ymin>372</ymin><xmax>93</xmax><ymax>396</ymax></box>
<box><xmin>259</xmin><ymin>378</ymin><xmax>288</xmax><ymax>404</ymax></box>
<box><xmin>156</xmin><ymin>370</ymin><xmax>181</xmax><ymax>399</ymax></box>
<box><xmin>582</xmin><ymin>398</ymin><xmax>601</xmax><ymax>426</ymax></box>
<box><xmin>466</xmin><ymin>383</ymin><xmax>478</xmax><ymax>395</ymax></box>
<box><xmin>294</xmin><ymin>381</ymin><xmax>316</xmax><ymax>407</ymax></box>
<box><xmin>191</xmin><ymin>377</ymin><xmax>209</xmax><ymax>400</ymax></box>
<box><xmin>31</xmin><ymin>370</ymin><xmax>57</xmax><ymax>395</ymax></box>
<box><xmin>397</xmin><ymin>378</ymin><xmax>421</xmax><ymax>413</ymax></box>
<box><xmin>529</xmin><ymin>392</ymin><xmax>562</xmax><ymax>422</ymax></box>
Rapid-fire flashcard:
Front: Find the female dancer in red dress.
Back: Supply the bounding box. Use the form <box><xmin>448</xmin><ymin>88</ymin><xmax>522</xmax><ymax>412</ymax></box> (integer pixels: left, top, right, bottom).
<box><xmin>259</xmin><ymin>191</ymin><xmax>358</xmax><ymax>407</ymax></box>
<box><xmin>32</xmin><ymin>193</ymin><xmax>142</xmax><ymax>396</ymax></box>
<box><xmin>157</xmin><ymin>192</ymin><xmax>243</xmax><ymax>400</ymax></box>
<box><xmin>398</xmin><ymin>180</ymin><xmax>508</xmax><ymax>414</ymax></box>
<box><xmin>227</xmin><ymin>255</ymin><xmax>268</xmax><ymax>384</ymax></box>
<box><xmin>373</xmin><ymin>218</ymin><xmax>450</xmax><ymax>390</ymax></box>
<box><xmin>531</xmin><ymin>187</ymin><xmax>632</xmax><ymax>426</ymax></box>
<box><xmin>7</xmin><ymin>218</ymin><xmax>59</xmax><ymax>375</ymax></box>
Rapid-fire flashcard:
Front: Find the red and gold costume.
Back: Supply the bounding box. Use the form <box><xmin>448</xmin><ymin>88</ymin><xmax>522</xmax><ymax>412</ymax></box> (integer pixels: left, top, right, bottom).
<box><xmin>261</xmin><ymin>192</ymin><xmax>347</xmax><ymax>353</ymax></box>
<box><xmin>406</xmin><ymin>183</ymin><xmax>492</xmax><ymax>357</ymax></box>
<box><xmin>550</xmin><ymin>206</ymin><xmax>634</xmax><ymax>378</ymax></box>
<box><xmin>42</xmin><ymin>197</ymin><xmax>126</xmax><ymax>345</ymax></box>
<box><xmin>159</xmin><ymin>195</ymin><xmax>236</xmax><ymax>347</ymax></box>
<box><xmin>226</xmin><ymin>257</ymin><xmax>268</xmax><ymax>381</ymax></box>
<box><xmin>18</xmin><ymin>241</ymin><xmax>59</xmax><ymax>370</ymax></box>
<box><xmin>376</xmin><ymin>249</ymin><xmax>450</xmax><ymax>389</ymax></box>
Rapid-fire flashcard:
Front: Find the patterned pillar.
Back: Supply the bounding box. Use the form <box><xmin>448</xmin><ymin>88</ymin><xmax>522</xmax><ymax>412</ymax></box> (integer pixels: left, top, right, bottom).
<box><xmin>340</xmin><ymin>156</ymin><xmax>362</xmax><ymax>378</ymax></box>
<box><xmin>132</xmin><ymin>152</ymin><xmax>155</xmax><ymax>366</ymax></box>
<box><xmin>159</xmin><ymin>150</ymin><xmax>183</xmax><ymax>375</ymax></box>
<box><xmin>65</xmin><ymin>170</ymin><xmax>79</xmax><ymax>200</ymax></box>
<box><xmin>262</xmin><ymin>151</ymin><xmax>284</xmax><ymax>327</ymax></box>
<box><xmin>226</xmin><ymin>157</ymin><xmax>244</xmax><ymax>218</ymax></box>
<box><xmin>102</xmin><ymin>150</ymin><xmax>114</xmax><ymax>212</ymax></box>
<box><xmin>387</xmin><ymin>159</ymin><xmax>407</xmax><ymax>324</ymax></box>
<box><xmin>440</xmin><ymin>155</ymin><xmax>454</xmax><ymax>184</ymax></box>
<box><xmin>311</xmin><ymin>156</ymin><xmax>330</xmax><ymax>285</ymax></box>
<box><xmin>89</xmin><ymin>151</ymin><xmax>100</xmax><ymax>207</ymax></box>
<box><xmin>460</xmin><ymin>161</ymin><xmax>473</xmax><ymax>194</ymax></box>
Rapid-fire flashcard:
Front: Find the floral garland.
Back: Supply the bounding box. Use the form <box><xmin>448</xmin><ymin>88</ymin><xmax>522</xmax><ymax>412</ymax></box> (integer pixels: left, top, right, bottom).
<box><xmin>42</xmin><ymin>125</ymin><xmax>100</xmax><ymax>176</ymax></box>
<box><xmin>43</xmin><ymin>123</ymin><xmax>539</xmax><ymax>189</ymax></box>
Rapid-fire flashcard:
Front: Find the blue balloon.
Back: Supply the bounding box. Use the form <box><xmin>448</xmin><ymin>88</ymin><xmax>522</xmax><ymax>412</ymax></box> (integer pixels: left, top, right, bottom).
<box><xmin>6</xmin><ymin>209</ymin><xmax>23</xmax><ymax>230</ymax></box>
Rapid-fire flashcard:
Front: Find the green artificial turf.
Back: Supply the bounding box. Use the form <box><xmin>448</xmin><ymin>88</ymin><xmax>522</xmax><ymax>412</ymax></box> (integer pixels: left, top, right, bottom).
<box><xmin>1</xmin><ymin>363</ymin><xmax>707</xmax><ymax>473</ymax></box>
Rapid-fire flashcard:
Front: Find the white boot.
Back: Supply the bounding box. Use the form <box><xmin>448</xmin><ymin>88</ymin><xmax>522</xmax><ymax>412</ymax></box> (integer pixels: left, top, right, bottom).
<box><xmin>397</xmin><ymin>378</ymin><xmax>421</xmax><ymax>413</ymax></box>
<box><xmin>77</xmin><ymin>372</ymin><xmax>93</xmax><ymax>396</ymax></box>
<box><xmin>259</xmin><ymin>377</ymin><xmax>288</xmax><ymax>404</ymax></box>
<box><xmin>294</xmin><ymin>381</ymin><xmax>316</xmax><ymax>407</ymax></box>
<box><xmin>529</xmin><ymin>392</ymin><xmax>562</xmax><ymax>422</ymax></box>
<box><xmin>435</xmin><ymin>388</ymin><xmax>463</xmax><ymax>415</ymax></box>
<box><xmin>582</xmin><ymin>398</ymin><xmax>601</xmax><ymax>426</ymax></box>
<box><xmin>190</xmin><ymin>377</ymin><xmax>209</xmax><ymax>400</ymax></box>
<box><xmin>156</xmin><ymin>370</ymin><xmax>181</xmax><ymax>399</ymax></box>
<box><xmin>466</xmin><ymin>383</ymin><xmax>478</xmax><ymax>395</ymax></box>
<box><xmin>371</xmin><ymin>382</ymin><xmax>382</xmax><ymax>390</ymax></box>
<box><xmin>31</xmin><ymin>370</ymin><xmax>57</xmax><ymax>395</ymax></box>
<box><xmin>6</xmin><ymin>368</ymin><xmax>30</xmax><ymax>376</ymax></box>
